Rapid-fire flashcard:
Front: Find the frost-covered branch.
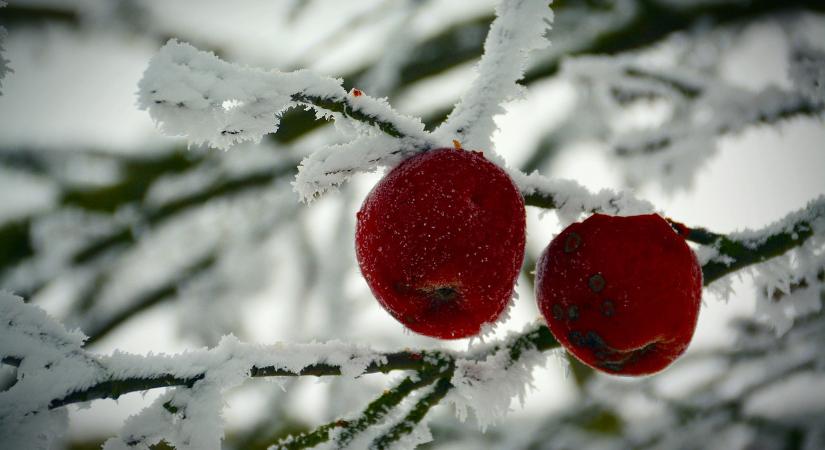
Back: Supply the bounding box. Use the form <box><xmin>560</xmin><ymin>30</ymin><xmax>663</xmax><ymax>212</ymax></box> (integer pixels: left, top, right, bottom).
<box><xmin>524</xmin><ymin>0</ymin><xmax>825</xmax><ymax>84</ymax></box>
<box><xmin>519</xmin><ymin>305</ymin><xmax>825</xmax><ymax>450</ymax></box>
<box><xmin>139</xmin><ymin>40</ymin><xmax>429</xmax><ymax>150</ymax></box>
<box><xmin>370</xmin><ymin>377</ymin><xmax>454</xmax><ymax>450</ymax></box>
<box><xmin>273</xmin><ymin>367</ymin><xmax>448</xmax><ymax>449</ymax></box>
<box><xmin>560</xmin><ymin>53</ymin><xmax>825</xmax><ymax>189</ymax></box>
<box><xmin>519</xmin><ymin>173</ymin><xmax>654</xmax><ymax>223</ymax></box>
<box><xmin>73</xmin><ymin>161</ymin><xmax>296</xmax><ymax>266</ymax></box>
<box><xmin>674</xmin><ymin>196</ymin><xmax>825</xmax><ymax>285</ymax></box>
<box><xmin>434</xmin><ymin>0</ymin><xmax>553</xmax><ymax>154</ymax></box>
<box><xmin>789</xmin><ymin>40</ymin><xmax>825</xmax><ymax>106</ymax></box>
<box><xmin>1</xmin><ymin>290</ymin><xmax>561</xmax><ymax>448</ymax></box>
<box><xmin>0</xmin><ymin>8</ymin><xmax>9</xmax><ymax>95</ymax></box>
<box><xmin>138</xmin><ymin>39</ymin><xmax>436</xmax><ymax>202</ymax></box>
<box><xmin>612</xmin><ymin>86</ymin><xmax>823</xmax><ymax>157</ymax></box>
<box><xmin>0</xmin><ymin>291</ymin><xmax>556</xmax><ymax>412</ymax></box>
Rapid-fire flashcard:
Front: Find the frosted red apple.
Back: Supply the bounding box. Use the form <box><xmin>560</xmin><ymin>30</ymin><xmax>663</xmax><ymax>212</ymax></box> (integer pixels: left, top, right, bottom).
<box><xmin>536</xmin><ymin>214</ymin><xmax>702</xmax><ymax>375</ymax></box>
<box><xmin>355</xmin><ymin>148</ymin><xmax>526</xmax><ymax>339</ymax></box>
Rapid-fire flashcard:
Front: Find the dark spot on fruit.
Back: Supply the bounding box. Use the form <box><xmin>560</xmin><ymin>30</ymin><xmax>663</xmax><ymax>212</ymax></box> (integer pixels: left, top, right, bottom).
<box><xmin>568</xmin><ymin>331</ymin><xmax>585</xmax><ymax>347</ymax></box>
<box><xmin>601</xmin><ymin>300</ymin><xmax>615</xmax><ymax>317</ymax></box>
<box><xmin>432</xmin><ymin>287</ymin><xmax>457</xmax><ymax>301</ymax></box>
<box><xmin>596</xmin><ymin>341</ymin><xmax>658</xmax><ymax>372</ymax></box>
<box><xmin>588</xmin><ymin>273</ymin><xmax>605</xmax><ymax>292</ymax></box>
<box><xmin>567</xmin><ymin>305</ymin><xmax>579</xmax><ymax>321</ymax></box>
<box><xmin>418</xmin><ymin>285</ymin><xmax>460</xmax><ymax>312</ymax></box>
<box><xmin>564</xmin><ymin>232</ymin><xmax>581</xmax><ymax>253</ymax></box>
<box><xmin>599</xmin><ymin>361</ymin><xmax>625</xmax><ymax>372</ymax></box>
<box><xmin>584</xmin><ymin>331</ymin><xmax>606</xmax><ymax>349</ymax></box>
<box><xmin>552</xmin><ymin>304</ymin><xmax>563</xmax><ymax>320</ymax></box>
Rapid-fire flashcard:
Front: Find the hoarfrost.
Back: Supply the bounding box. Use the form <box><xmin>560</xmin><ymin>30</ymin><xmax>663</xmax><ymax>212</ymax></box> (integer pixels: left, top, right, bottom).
<box><xmin>561</xmin><ymin>49</ymin><xmax>824</xmax><ymax>190</ymax></box>
<box><xmin>514</xmin><ymin>170</ymin><xmax>654</xmax><ymax>225</ymax></box>
<box><xmin>435</xmin><ymin>0</ymin><xmax>553</xmax><ymax>157</ymax></box>
<box><xmin>139</xmin><ymin>39</ymin><xmax>429</xmax><ymax>153</ymax></box>
<box><xmin>0</xmin><ymin>13</ymin><xmax>8</xmax><ymax>96</ymax></box>
<box><xmin>700</xmin><ymin>196</ymin><xmax>825</xmax><ymax>331</ymax></box>
<box><xmin>789</xmin><ymin>41</ymin><xmax>825</xmax><ymax>105</ymax></box>
<box><xmin>1</xmin><ymin>293</ymin><xmax>393</xmax><ymax>449</ymax></box>
<box><xmin>449</xmin><ymin>324</ymin><xmax>553</xmax><ymax>431</ymax></box>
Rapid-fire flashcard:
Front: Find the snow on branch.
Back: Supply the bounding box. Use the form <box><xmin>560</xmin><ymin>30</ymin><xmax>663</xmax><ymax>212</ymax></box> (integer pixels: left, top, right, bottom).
<box><xmin>682</xmin><ymin>196</ymin><xmax>825</xmax><ymax>284</ymax></box>
<box><xmin>292</xmin><ymin>133</ymin><xmax>429</xmax><ymax>203</ymax></box>
<box><xmin>273</xmin><ymin>365</ymin><xmax>450</xmax><ymax>450</ymax></box>
<box><xmin>0</xmin><ymin>27</ymin><xmax>8</xmax><ymax>95</ymax></box>
<box><xmin>562</xmin><ymin>56</ymin><xmax>825</xmax><ymax>189</ymax></box>
<box><xmin>139</xmin><ymin>40</ymin><xmax>429</xmax><ymax>149</ymax></box>
<box><xmin>517</xmin><ymin>171</ymin><xmax>655</xmax><ymax>225</ymax></box>
<box><xmin>671</xmin><ymin>196</ymin><xmax>825</xmax><ymax>333</ymax></box>
<box><xmin>434</xmin><ymin>0</ymin><xmax>554</xmax><ymax>157</ymax></box>
<box><xmin>0</xmin><ymin>292</ymin><xmax>91</xmax><ymax>449</ymax></box>
<box><xmin>613</xmin><ymin>86</ymin><xmax>822</xmax><ymax>157</ymax></box>
<box><xmin>1</xmin><ymin>292</ymin><xmax>562</xmax><ymax>449</ymax></box>
<box><xmin>138</xmin><ymin>39</ymin><xmax>434</xmax><ymax>202</ymax></box>
<box><xmin>789</xmin><ymin>40</ymin><xmax>825</xmax><ymax>106</ymax></box>
<box><xmin>0</xmin><ymin>2</ymin><xmax>8</xmax><ymax>95</ymax></box>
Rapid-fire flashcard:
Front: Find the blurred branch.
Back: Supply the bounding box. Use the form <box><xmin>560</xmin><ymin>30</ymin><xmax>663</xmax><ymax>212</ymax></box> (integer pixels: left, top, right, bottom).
<box><xmin>73</xmin><ymin>161</ymin><xmax>298</xmax><ymax>265</ymax></box>
<box><xmin>614</xmin><ymin>89</ymin><xmax>824</xmax><ymax>157</ymax></box>
<box><xmin>0</xmin><ymin>149</ymin><xmax>198</xmax><ymax>276</ymax></box>
<box><xmin>274</xmin><ymin>367</ymin><xmax>447</xmax><ymax>449</ymax></box>
<box><xmin>371</xmin><ymin>376</ymin><xmax>454</xmax><ymax>450</ymax></box>
<box><xmin>82</xmin><ymin>252</ymin><xmax>217</xmax><ymax>345</ymax></box>
<box><xmin>0</xmin><ymin>4</ymin><xmax>80</xmax><ymax>28</ymax></box>
<box><xmin>524</xmin><ymin>0</ymin><xmax>825</xmax><ymax>85</ymax></box>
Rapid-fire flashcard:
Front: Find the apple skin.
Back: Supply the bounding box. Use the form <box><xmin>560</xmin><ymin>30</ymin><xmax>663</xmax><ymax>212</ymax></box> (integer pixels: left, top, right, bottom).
<box><xmin>536</xmin><ymin>214</ymin><xmax>702</xmax><ymax>376</ymax></box>
<box><xmin>355</xmin><ymin>148</ymin><xmax>526</xmax><ymax>339</ymax></box>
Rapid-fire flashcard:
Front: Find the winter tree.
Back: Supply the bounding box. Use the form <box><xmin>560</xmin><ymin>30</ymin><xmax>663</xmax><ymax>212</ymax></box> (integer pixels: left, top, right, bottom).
<box><xmin>1</xmin><ymin>0</ymin><xmax>824</xmax><ymax>449</ymax></box>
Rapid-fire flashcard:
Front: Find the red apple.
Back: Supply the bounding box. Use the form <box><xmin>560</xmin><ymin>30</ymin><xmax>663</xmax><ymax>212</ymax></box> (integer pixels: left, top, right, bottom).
<box><xmin>356</xmin><ymin>148</ymin><xmax>526</xmax><ymax>339</ymax></box>
<box><xmin>536</xmin><ymin>213</ymin><xmax>702</xmax><ymax>375</ymax></box>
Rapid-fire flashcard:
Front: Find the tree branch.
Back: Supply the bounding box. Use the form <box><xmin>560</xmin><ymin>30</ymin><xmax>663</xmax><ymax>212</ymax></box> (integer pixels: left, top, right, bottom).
<box><xmin>42</xmin><ymin>322</ymin><xmax>554</xmax><ymax>411</ymax></box>
<box><xmin>370</xmin><ymin>375</ymin><xmax>454</xmax><ymax>450</ymax></box>
<box><xmin>667</xmin><ymin>198</ymin><xmax>825</xmax><ymax>284</ymax></box>
<box><xmin>273</xmin><ymin>367</ymin><xmax>447</xmax><ymax>449</ymax></box>
<box><xmin>291</xmin><ymin>93</ymin><xmax>407</xmax><ymax>139</ymax></box>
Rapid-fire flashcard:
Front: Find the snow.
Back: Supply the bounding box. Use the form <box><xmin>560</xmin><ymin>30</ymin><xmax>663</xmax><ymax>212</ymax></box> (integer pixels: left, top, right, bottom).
<box><xmin>449</xmin><ymin>322</ymin><xmax>558</xmax><ymax>431</ymax></box>
<box><xmin>0</xmin><ymin>12</ymin><xmax>8</xmax><ymax>95</ymax></box>
<box><xmin>5</xmin><ymin>0</ymin><xmax>825</xmax><ymax>448</ymax></box>
<box><xmin>0</xmin><ymin>292</ymin><xmax>89</xmax><ymax>450</ymax></box>
<box><xmin>561</xmin><ymin>52</ymin><xmax>824</xmax><ymax>191</ymax></box>
<box><xmin>514</xmin><ymin>171</ymin><xmax>655</xmax><ymax>225</ymax></box>
<box><xmin>434</xmin><ymin>0</ymin><xmax>553</xmax><ymax>158</ymax></box>
<box><xmin>0</xmin><ymin>292</ymin><xmax>398</xmax><ymax>449</ymax></box>
<box><xmin>694</xmin><ymin>195</ymin><xmax>825</xmax><ymax>333</ymax></box>
<box><xmin>789</xmin><ymin>41</ymin><xmax>825</xmax><ymax>106</ymax></box>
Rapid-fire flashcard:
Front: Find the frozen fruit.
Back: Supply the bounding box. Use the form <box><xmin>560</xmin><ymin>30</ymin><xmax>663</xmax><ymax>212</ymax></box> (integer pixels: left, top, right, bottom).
<box><xmin>535</xmin><ymin>213</ymin><xmax>702</xmax><ymax>375</ymax></box>
<box><xmin>356</xmin><ymin>148</ymin><xmax>526</xmax><ymax>339</ymax></box>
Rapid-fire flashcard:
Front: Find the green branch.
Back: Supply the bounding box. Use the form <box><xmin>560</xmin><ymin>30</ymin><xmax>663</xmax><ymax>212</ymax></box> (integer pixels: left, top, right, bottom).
<box><xmin>82</xmin><ymin>252</ymin><xmax>217</xmax><ymax>345</ymax></box>
<box><xmin>370</xmin><ymin>376</ymin><xmax>454</xmax><ymax>450</ymax></box>
<box><xmin>42</xmin><ymin>321</ymin><xmax>554</xmax><ymax>413</ymax></box>
<box><xmin>615</xmin><ymin>95</ymin><xmax>824</xmax><ymax>156</ymax></box>
<box><xmin>73</xmin><ymin>162</ymin><xmax>297</xmax><ymax>264</ymax></box>
<box><xmin>48</xmin><ymin>373</ymin><xmax>203</xmax><ymax>409</ymax></box>
<box><xmin>669</xmin><ymin>210</ymin><xmax>823</xmax><ymax>285</ymax></box>
<box><xmin>274</xmin><ymin>367</ymin><xmax>447</xmax><ymax>449</ymax></box>
<box><xmin>291</xmin><ymin>93</ymin><xmax>407</xmax><ymax>139</ymax></box>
